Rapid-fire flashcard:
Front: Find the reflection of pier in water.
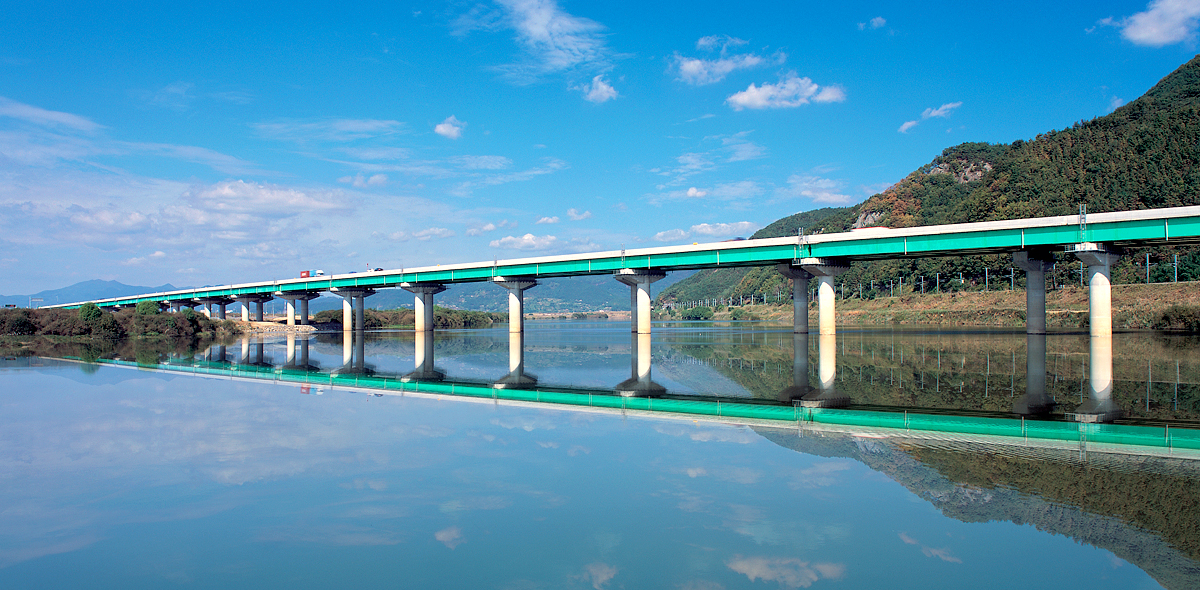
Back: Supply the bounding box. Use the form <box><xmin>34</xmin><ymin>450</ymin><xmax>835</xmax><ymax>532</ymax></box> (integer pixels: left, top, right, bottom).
<box><xmin>203</xmin><ymin>327</ymin><xmax>1197</xmax><ymax>424</ymax></box>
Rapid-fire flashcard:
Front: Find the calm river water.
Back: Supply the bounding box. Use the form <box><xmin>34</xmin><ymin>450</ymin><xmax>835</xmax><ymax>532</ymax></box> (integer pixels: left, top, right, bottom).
<box><xmin>2</xmin><ymin>320</ymin><xmax>1198</xmax><ymax>589</ymax></box>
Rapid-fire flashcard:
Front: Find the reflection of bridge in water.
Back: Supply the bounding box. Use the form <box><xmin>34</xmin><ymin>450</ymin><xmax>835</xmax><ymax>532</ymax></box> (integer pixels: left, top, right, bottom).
<box><xmin>82</xmin><ymin>326</ymin><xmax>1200</xmax><ymax>457</ymax></box>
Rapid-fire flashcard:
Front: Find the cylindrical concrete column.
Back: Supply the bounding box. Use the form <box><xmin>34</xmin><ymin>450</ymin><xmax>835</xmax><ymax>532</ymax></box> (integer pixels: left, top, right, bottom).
<box><xmin>636</xmin><ymin>281</ymin><xmax>653</xmax><ymax>335</ymax></box>
<box><xmin>509</xmin><ymin>289</ymin><xmax>524</xmax><ymax>333</ymax></box>
<box><xmin>286</xmin><ymin>299</ymin><xmax>296</xmax><ymax>326</ymax></box>
<box><xmin>818</xmin><ymin>333</ymin><xmax>836</xmax><ymax>391</ymax></box>
<box><xmin>218</xmin><ymin>304</ymin><xmax>227</xmax><ymax>320</ymax></box>
<box><xmin>1087</xmin><ymin>264</ymin><xmax>1113</xmax><ymax>337</ymax></box>
<box><xmin>414</xmin><ymin>292</ymin><xmax>427</xmax><ymax>332</ymax></box>
<box><xmin>508</xmin><ymin>331</ymin><xmax>523</xmax><ymax>374</ymax></box>
<box><xmin>342</xmin><ymin>330</ymin><xmax>353</xmax><ymax>366</ymax></box>
<box><xmin>1090</xmin><ymin>335</ymin><xmax>1113</xmax><ymax>401</ymax></box>
<box><xmin>254</xmin><ymin>301</ymin><xmax>264</xmax><ymax>322</ymax></box>
<box><xmin>1026</xmin><ymin>266</ymin><xmax>1046</xmax><ymax>334</ymax></box>
<box><xmin>300</xmin><ymin>338</ymin><xmax>309</xmax><ymax>367</ymax></box>
<box><xmin>300</xmin><ymin>299</ymin><xmax>310</xmax><ymax>325</ymax></box>
<box><xmin>793</xmin><ymin>333</ymin><xmax>809</xmax><ymax>388</ymax></box>
<box><xmin>342</xmin><ymin>297</ymin><xmax>352</xmax><ymax>331</ymax></box>
<box><xmin>241</xmin><ymin>303</ymin><xmax>249</xmax><ymax>322</ymax></box>
<box><xmin>203</xmin><ymin>304</ymin><xmax>212</xmax><ymax>318</ymax></box>
<box><xmin>354</xmin><ymin>294</ymin><xmax>365</xmax><ymax>332</ymax></box>
<box><xmin>286</xmin><ymin>332</ymin><xmax>296</xmax><ymax>365</ymax></box>
<box><xmin>635</xmin><ymin>332</ymin><xmax>652</xmax><ymax>382</ymax></box>
<box><xmin>240</xmin><ymin>336</ymin><xmax>250</xmax><ymax>364</ymax></box>
<box><xmin>817</xmin><ymin>276</ymin><xmax>836</xmax><ymax>335</ymax></box>
<box><xmin>793</xmin><ymin>275</ymin><xmax>810</xmax><ymax>333</ymax></box>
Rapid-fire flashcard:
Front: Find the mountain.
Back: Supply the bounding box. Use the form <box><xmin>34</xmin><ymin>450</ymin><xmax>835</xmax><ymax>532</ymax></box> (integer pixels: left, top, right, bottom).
<box><xmin>2</xmin><ymin>280</ymin><xmax>179</xmax><ymax>308</ymax></box>
<box><xmin>659</xmin><ymin>54</ymin><xmax>1200</xmax><ymax>305</ymax></box>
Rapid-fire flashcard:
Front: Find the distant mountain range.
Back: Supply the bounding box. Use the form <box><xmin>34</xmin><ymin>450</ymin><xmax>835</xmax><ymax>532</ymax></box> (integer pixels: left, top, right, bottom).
<box><xmin>2</xmin><ymin>279</ymin><xmax>179</xmax><ymax>308</ymax></box>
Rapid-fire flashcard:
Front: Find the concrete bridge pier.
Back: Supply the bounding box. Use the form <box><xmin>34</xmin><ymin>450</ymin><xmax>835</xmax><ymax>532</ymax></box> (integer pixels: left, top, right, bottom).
<box><xmin>276</xmin><ymin>292</ymin><xmax>321</xmax><ymax>326</ymax></box>
<box><xmin>1015</xmin><ymin>334</ymin><xmax>1054</xmax><ymax>415</ymax></box>
<box><xmin>615</xmin><ymin>333</ymin><xmax>664</xmax><ymax>396</ymax></box>
<box><xmin>778</xmin><ymin>333</ymin><xmax>810</xmax><ymax>402</ymax></box>
<box><xmin>1014</xmin><ymin>250</ymin><xmax>1055</xmax><ymax>334</ymax></box>
<box><xmin>494</xmin><ymin>331</ymin><xmax>536</xmax><ymax>388</ymax></box>
<box><xmin>1069</xmin><ymin>335</ymin><xmax>1123</xmax><ymax>423</ymax></box>
<box><xmin>332</xmin><ymin>288</ymin><xmax>376</xmax><ymax>332</ymax></box>
<box><xmin>402</xmin><ymin>283</ymin><xmax>447</xmax><ymax>333</ymax></box>
<box><xmin>777</xmin><ymin>264</ymin><xmax>812</xmax><ymax>333</ymax></box>
<box><xmin>492</xmin><ymin>278</ymin><xmax>537</xmax><ymax>333</ymax></box>
<box><xmin>800</xmin><ymin>258</ymin><xmax>850</xmax><ymax>336</ymax></box>
<box><xmin>233</xmin><ymin>295</ymin><xmax>272</xmax><ymax>322</ymax></box>
<box><xmin>615</xmin><ymin>269</ymin><xmax>666</xmax><ymax>334</ymax></box>
<box><xmin>1073</xmin><ymin>244</ymin><xmax>1121</xmax><ymax>337</ymax></box>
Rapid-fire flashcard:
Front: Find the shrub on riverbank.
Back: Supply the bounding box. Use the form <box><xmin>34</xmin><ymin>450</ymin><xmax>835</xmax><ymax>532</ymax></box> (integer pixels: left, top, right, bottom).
<box><xmin>313</xmin><ymin>307</ymin><xmax>503</xmax><ymax>329</ymax></box>
<box><xmin>0</xmin><ymin>306</ymin><xmax>241</xmax><ymax>339</ymax></box>
<box><xmin>1155</xmin><ymin>305</ymin><xmax>1200</xmax><ymax>332</ymax></box>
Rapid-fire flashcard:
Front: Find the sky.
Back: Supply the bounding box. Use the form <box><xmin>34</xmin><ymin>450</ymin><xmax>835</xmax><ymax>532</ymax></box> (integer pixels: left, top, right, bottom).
<box><xmin>2</xmin><ymin>0</ymin><xmax>1199</xmax><ymax>294</ymax></box>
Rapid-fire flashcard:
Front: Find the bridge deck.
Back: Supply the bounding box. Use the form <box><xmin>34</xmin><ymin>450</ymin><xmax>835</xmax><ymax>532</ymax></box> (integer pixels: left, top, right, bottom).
<box><xmin>50</xmin><ymin>206</ymin><xmax>1200</xmax><ymax>308</ymax></box>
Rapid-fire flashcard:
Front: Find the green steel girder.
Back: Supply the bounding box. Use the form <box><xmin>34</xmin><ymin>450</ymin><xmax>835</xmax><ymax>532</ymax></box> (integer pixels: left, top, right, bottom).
<box><xmin>67</xmin><ymin>210</ymin><xmax>1200</xmax><ymax>309</ymax></box>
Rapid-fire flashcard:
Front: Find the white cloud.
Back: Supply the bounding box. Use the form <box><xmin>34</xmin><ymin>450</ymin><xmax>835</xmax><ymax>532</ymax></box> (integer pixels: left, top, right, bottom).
<box><xmin>898</xmin><ymin>101</ymin><xmax>962</xmax><ymax>133</ymax></box>
<box><xmin>686</xmin><ymin>187</ymin><xmax>707</xmax><ymax>197</ymax></box>
<box><xmin>727</xmin><ymin>556</ymin><xmax>846</xmax><ymax>589</ymax></box>
<box><xmin>1106</xmin><ymin>0</ymin><xmax>1200</xmax><ymax>46</ymax></box>
<box><xmin>674</xmin><ymin>54</ymin><xmax>766</xmax><ymax>86</ymax></box>
<box><xmin>452</xmin><ymin>155</ymin><xmax>512</xmax><ymax>169</ymax></box>
<box><xmin>581</xmin><ymin>562</ymin><xmax>618</xmax><ymax>590</ymax></box>
<box><xmin>1108</xmin><ymin>96</ymin><xmax>1126</xmax><ymax>112</ymax></box>
<box><xmin>413</xmin><ymin>227</ymin><xmax>455</xmax><ymax>240</ymax></box>
<box><xmin>144</xmin><ymin>81</ymin><xmax>194</xmax><ymax>111</ymax></box>
<box><xmin>673</xmin><ymin>36</ymin><xmax>783</xmax><ymax>85</ymax></box>
<box><xmin>120</xmin><ymin>142</ymin><xmax>263</xmax><ymax>175</ymax></box>
<box><xmin>435</xmin><ymin>116</ymin><xmax>466</xmax><ymax>139</ymax></box>
<box><xmin>435</xmin><ymin>526</ymin><xmax>465</xmax><ymax>549</ymax></box>
<box><xmin>578</xmin><ymin>75</ymin><xmax>618</xmax><ymax>103</ymax></box>
<box><xmin>726</xmin><ymin>73</ymin><xmax>846</xmax><ymax>110</ymax></box>
<box><xmin>461</xmin><ymin>0</ymin><xmax>613</xmax><ymax>84</ymax></box>
<box><xmin>691</xmin><ymin>221</ymin><xmax>758</xmax><ymax>237</ymax></box>
<box><xmin>337</xmin><ymin>173</ymin><xmax>388</xmax><ymax>188</ymax></box>
<box><xmin>567</xmin><ymin>208</ymin><xmax>591</xmax><ymax>220</ymax></box>
<box><xmin>0</xmin><ymin>96</ymin><xmax>104</xmax><ymax>132</ymax></box>
<box><xmin>253</xmin><ymin>118</ymin><xmax>406</xmax><ymax>143</ymax></box>
<box><xmin>536</xmin><ymin>216</ymin><xmax>559</xmax><ymax>224</ymax></box>
<box><xmin>449</xmin><ymin>157</ymin><xmax>568</xmax><ymax>196</ymax></box>
<box><xmin>490</xmin><ymin>233</ymin><xmax>558</xmax><ymax>250</ymax></box>
<box><xmin>859</xmin><ymin>16</ymin><xmax>887</xmax><ymax>30</ymax></box>
<box><xmin>776</xmin><ymin>174</ymin><xmax>854</xmax><ymax>204</ymax></box>
<box><xmin>654</xmin><ymin>228</ymin><xmax>688</xmax><ymax>242</ymax></box>
<box><xmin>922</xmin><ymin>102</ymin><xmax>962</xmax><ymax>118</ymax></box>
<box><xmin>466</xmin><ymin>220</ymin><xmax>511</xmax><ymax>236</ymax></box>
<box><xmin>339</xmin><ymin>146</ymin><xmax>411</xmax><ymax>160</ymax></box>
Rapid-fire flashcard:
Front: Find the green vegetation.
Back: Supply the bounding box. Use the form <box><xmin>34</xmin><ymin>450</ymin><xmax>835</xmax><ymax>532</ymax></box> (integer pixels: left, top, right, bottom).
<box><xmin>660</xmin><ymin>55</ymin><xmax>1200</xmax><ymax>309</ymax></box>
<box><xmin>313</xmin><ymin>307</ymin><xmax>503</xmax><ymax>329</ymax></box>
<box><xmin>679</xmin><ymin>306</ymin><xmax>714</xmax><ymax>320</ymax></box>
<box><xmin>0</xmin><ymin>306</ymin><xmax>241</xmax><ymax>341</ymax></box>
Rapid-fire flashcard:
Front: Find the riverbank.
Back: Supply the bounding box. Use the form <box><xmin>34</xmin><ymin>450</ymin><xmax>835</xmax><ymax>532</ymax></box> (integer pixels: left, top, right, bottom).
<box><xmin>696</xmin><ymin>282</ymin><xmax>1200</xmax><ymax>329</ymax></box>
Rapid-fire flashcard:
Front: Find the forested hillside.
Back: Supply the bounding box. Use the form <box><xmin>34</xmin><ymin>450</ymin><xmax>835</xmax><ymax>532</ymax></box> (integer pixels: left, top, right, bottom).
<box><xmin>659</xmin><ymin>55</ymin><xmax>1200</xmax><ymax>305</ymax></box>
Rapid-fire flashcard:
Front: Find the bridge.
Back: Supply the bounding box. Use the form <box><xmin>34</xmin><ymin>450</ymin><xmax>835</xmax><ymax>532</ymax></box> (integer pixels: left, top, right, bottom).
<box><xmin>48</xmin><ymin>205</ymin><xmax>1200</xmax><ymax>340</ymax></box>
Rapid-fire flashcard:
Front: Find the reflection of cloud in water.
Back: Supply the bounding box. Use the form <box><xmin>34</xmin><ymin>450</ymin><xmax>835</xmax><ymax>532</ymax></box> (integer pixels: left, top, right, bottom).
<box><xmin>789</xmin><ymin>460</ymin><xmax>853</xmax><ymax>489</ymax></box>
<box><xmin>580</xmin><ymin>562</ymin><xmax>618</xmax><ymax>589</ymax></box>
<box><xmin>491</xmin><ymin>415</ymin><xmax>558</xmax><ymax>432</ymax></box>
<box><xmin>439</xmin><ymin>496</ymin><xmax>512</xmax><ymax>513</ymax></box>
<box><xmin>677</xmin><ymin>581</ymin><xmax>725</xmax><ymax>590</ymax></box>
<box><xmin>726</xmin><ymin>556</ymin><xmax>845</xmax><ymax>588</ymax></box>
<box><xmin>898</xmin><ymin>532</ymin><xmax>962</xmax><ymax>563</ymax></box>
<box><xmin>0</xmin><ymin>534</ymin><xmax>101</xmax><ymax>569</ymax></box>
<box><xmin>721</xmin><ymin>505</ymin><xmax>849</xmax><ymax>548</ymax></box>
<box><xmin>567</xmin><ymin>445</ymin><xmax>590</xmax><ymax>456</ymax></box>
<box><xmin>435</xmin><ymin>526</ymin><xmax>465</xmax><ymax>549</ymax></box>
<box><xmin>257</xmin><ymin>523</ymin><xmax>403</xmax><ymax>546</ymax></box>
<box><xmin>537</xmin><ymin>441</ymin><xmax>560</xmax><ymax>448</ymax></box>
<box><xmin>653</xmin><ymin>424</ymin><xmax>758</xmax><ymax>444</ymax></box>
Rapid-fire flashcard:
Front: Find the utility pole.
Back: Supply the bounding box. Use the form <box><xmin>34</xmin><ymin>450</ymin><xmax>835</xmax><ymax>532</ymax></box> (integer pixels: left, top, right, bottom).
<box><xmin>985</xmin><ymin>268</ymin><xmax>989</xmax><ymax>291</ymax></box>
<box><xmin>1175</xmin><ymin>254</ymin><xmax>1179</xmax><ymax>282</ymax></box>
<box><xmin>1146</xmin><ymin>252</ymin><xmax>1150</xmax><ymax>284</ymax></box>
<box><xmin>936</xmin><ymin>273</ymin><xmax>940</xmax><ymax>293</ymax></box>
<box><xmin>1010</xmin><ymin>267</ymin><xmax>1014</xmax><ymax>290</ymax></box>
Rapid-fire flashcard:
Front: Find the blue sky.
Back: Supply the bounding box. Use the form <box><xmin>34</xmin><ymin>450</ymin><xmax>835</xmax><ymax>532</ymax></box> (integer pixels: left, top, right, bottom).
<box><xmin>1</xmin><ymin>0</ymin><xmax>1199</xmax><ymax>293</ymax></box>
